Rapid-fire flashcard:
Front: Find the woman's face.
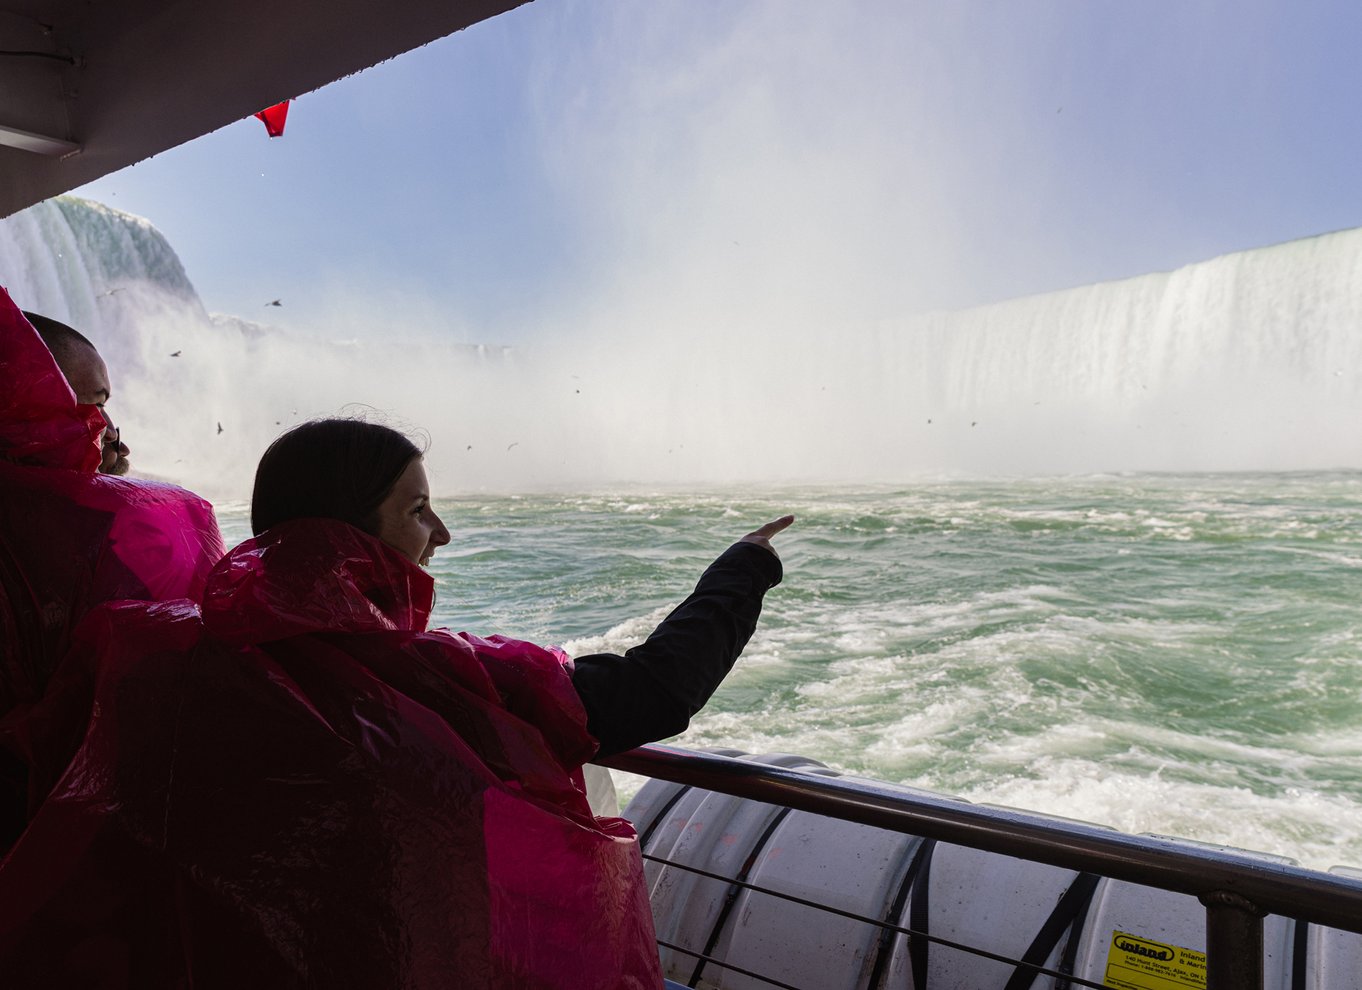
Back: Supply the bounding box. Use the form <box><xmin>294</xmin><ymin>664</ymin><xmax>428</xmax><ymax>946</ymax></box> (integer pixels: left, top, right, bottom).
<box><xmin>373</xmin><ymin>458</ymin><xmax>451</xmax><ymax>566</ymax></box>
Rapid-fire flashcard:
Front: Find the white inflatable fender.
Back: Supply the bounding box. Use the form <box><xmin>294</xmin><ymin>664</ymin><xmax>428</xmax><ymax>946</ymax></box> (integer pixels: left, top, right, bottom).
<box><xmin>623</xmin><ymin>750</ymin><xmax>1361</xmax><ymax>990</ymax></box>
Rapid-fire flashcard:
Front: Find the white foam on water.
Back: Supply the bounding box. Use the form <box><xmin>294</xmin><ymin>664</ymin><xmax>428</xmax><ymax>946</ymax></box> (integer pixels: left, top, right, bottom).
<box><xmin>964</xmin><ymin>758</ymin><xmax>1362</xmax><ymax>872</ymax></box>
<box><xmin>558</xmin><ymin>606</ymin><xmax>673</xmax><ymax>657</ymax></box>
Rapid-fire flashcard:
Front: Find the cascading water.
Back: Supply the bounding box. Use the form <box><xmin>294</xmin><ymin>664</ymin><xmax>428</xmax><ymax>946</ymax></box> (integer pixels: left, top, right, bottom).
<box><xmin>3</xmin><ymin>196</ymin><xmax>1362</xmax><ymax>495</ymax></box>
<box><xmin>883</xmin><ymin>229</ymin><xmax>1362</xmax><ymax>475</ymax></box>
<box><xmin>0</xmin><ymin>196</ymin><xmax>201</xmax><ymax>331</ymax></box>
<box><xmin>0</xmin><ymin>197</ymin><xmax>516</xmax><ymax>497</ymax></box>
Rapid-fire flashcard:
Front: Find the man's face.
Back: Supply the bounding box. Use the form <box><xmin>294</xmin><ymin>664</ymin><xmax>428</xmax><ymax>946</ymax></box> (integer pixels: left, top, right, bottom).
<box><xmin>55</xmin><ymin>342</ymin><xmax>131</xmax><ymax>476</ymax></box>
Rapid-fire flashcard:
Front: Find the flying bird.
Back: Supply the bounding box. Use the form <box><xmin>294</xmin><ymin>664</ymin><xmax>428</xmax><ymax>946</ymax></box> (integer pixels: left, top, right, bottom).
<box><xmin>169</xmin><ymin>350</ymin><xmax>181</xmax><ymax>357</ymax></box>
<box><xmin>216</xmin><ymin>422</ymin><xmax>223</xmax><ymax>435</ymax></box>
<box><xmin>266</xmin><ymin>299</ymin><xmax>282</xmax><ymax>307</ymax></box>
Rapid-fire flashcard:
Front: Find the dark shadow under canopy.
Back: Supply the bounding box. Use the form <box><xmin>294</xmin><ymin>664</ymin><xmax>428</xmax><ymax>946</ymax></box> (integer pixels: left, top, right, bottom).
<box><xmin>0</xmin><ymin>0</ymin><xmax>531</xmax><ymax>218</ymax></box>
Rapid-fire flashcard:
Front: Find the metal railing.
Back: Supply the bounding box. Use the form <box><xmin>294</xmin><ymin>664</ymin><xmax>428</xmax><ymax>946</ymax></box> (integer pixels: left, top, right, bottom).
<box><xmin>600</xmin><ymin>744</ymin><xmax>1362</xmax><ymax>990</ymax></box>
<box><xmin>642</xmin><ymin>849</ymin><xmax>1113</xmax><ymax>989</ymax></box>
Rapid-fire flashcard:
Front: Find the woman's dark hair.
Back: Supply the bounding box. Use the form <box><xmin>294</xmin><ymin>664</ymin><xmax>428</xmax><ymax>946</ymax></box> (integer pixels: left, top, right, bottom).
<box><xmin>251</xmin><ymin>419</ymin><xmax>423</xmax><ymax>536</ymax></box>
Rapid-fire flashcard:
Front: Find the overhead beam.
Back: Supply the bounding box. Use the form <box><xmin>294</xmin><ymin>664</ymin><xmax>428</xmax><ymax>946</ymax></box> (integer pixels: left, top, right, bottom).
<box><xmin>0</xmin><ymin>0</ymin><xmax>533</xmax><ymax>219</ymax></box>
<box><xmin>0</xmin><ymin>123</ymin><xmax>80</xmax><ymax>158</ymax></box>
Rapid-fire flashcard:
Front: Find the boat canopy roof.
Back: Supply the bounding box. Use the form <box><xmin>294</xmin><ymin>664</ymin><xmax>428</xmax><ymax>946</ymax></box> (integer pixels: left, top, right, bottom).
<box><xmin>0</xmin><ymin>0</ymin><xmax>530</xmax><ymax>218</ymax></box>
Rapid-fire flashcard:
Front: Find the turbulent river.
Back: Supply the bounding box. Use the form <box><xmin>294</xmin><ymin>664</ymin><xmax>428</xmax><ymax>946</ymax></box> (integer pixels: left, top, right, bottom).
<box><xmin>217</xmin><ymin>472</ymin><xmax>1362</xmax><ymax>872</ymax></box>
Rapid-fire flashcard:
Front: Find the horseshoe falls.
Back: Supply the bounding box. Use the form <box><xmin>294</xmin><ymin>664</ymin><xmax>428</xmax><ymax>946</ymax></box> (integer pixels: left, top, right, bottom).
<box><xmin>4</xmin><ymin>196</ymin><xmax>1362</xmax><ymax>491</ymax></box>
<box><xmin>880</xmin><ymin>227</ymin><xmax>1362</xmax><ymax>476</ymax></box>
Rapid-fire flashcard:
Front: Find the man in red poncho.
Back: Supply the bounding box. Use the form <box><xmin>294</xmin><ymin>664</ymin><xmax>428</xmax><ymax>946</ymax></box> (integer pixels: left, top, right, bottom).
<box><xmin>0</xmin><ymin>289</ymin><xmax>224</xmax><ymax>847</ymax></box>
<box><xmin>22</xmin><ymin>311</ymin><xmax>133</xmax><ymax>476</ymax></box>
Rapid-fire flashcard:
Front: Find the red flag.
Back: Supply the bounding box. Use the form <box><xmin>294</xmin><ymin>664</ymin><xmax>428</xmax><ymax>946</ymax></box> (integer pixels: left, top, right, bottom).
<box><xmin>253</xmin><ymin>100</ymin><xmax>289</xmax><ymax>138</ymax></box>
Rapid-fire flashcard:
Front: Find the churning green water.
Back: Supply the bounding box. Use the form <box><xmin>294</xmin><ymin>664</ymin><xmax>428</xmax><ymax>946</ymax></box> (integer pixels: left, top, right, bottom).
<box><xmin>216</xmin><ymin>472</ymin><xmax>1362</xmax><ymax>871</ymax></box>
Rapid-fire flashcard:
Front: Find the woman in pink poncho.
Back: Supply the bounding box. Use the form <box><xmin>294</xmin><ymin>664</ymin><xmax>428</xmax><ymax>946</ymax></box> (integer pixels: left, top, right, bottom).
<box><xmin>0</xmin><ymin>417</ymin><xmax>789</xmax><ymax>988</ymax></box>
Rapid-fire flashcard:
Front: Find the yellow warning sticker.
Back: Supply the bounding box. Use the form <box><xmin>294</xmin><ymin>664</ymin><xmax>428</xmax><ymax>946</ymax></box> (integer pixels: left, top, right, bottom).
<box><xmin>1103</xmin><ymin>931</ymin><xmax>1207</xmax><ymax>990</ymax></box>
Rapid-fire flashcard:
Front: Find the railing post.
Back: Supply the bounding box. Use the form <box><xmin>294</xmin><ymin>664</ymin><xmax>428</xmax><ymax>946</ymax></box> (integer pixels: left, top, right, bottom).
<box><xmin>1201</xmin><ymin>891</ymin><xmax>1265</xmax><ymax>990</ymax></box>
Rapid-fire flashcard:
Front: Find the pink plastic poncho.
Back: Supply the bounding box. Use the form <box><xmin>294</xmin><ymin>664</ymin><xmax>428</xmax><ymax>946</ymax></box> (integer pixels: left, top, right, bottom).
<box><xmin>0</xmin><ymin>288</ymin><xmax>224</xmax><ymax>832</ymax></box>
<box><xmin>0</xmin><ymin>519</ymin><xmax>662</xmax><ymax>989</ymax></box>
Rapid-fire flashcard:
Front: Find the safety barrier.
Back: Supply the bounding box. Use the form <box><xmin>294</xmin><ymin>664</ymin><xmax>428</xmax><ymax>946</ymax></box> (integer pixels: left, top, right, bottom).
<box><xmin>599</xmin><ymin>745</ymin><xmax>1362</xmax><ymax>990</ymax></box>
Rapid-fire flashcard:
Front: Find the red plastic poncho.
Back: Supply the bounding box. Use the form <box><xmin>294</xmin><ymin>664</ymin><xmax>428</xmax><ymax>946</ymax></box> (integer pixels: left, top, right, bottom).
<box><xmin>0</xmin><ymin>519</ymin><xmax>662</xmax><ymax>989</ymax></box>
<box><xmin>0</xmin><ymin>289</ymin><xmax>104</xmax><ymax>472</ymax></box>
<box><xmin>0</xmin><ymin>288</ymin><xmax>224</xmax><ymax>837</ymax></box>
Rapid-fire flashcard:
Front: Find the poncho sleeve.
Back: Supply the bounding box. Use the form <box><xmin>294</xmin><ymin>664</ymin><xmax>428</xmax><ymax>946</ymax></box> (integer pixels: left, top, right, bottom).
<box><xmin>570</xmin><ymin>541</ymin><xmax>783</xmax><ymax>756</ymax></box>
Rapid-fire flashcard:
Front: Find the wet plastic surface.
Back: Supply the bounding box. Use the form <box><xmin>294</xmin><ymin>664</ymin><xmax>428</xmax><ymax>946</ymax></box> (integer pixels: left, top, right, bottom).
<box><xmin>0</xmin><ymin>289</ymin><xmax>225</xmax><ymax>844</ymax></box>
<box><xmin>0</xmin><ymin>290</ymin><xmax>104</xmax><ymax>472</ymax></box>
<box><xmin>0</xmin><ymin>518</ymin><xmax>661</xmax><ymax>987</ymax></box>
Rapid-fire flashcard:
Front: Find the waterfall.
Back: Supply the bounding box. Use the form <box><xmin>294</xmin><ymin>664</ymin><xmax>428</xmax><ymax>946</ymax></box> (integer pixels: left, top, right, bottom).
<box><xmin>0</xmin><ymin>198</ymin><xmax>514</xmax><ymax>497</ymax></box>
<box><xmin>4</xmin><ymin>196</ymin><xmax>1362</xmax><ymax>493</ymax></box>
<box><xmin>0</xmin><ymin>197</ymin><xmax>200</xmax><ymax>328</ymax></box>
<box><xmin>882</xmin><ymin>229</ymin><xmax>1362</xmax><ymax>474</ymax></box>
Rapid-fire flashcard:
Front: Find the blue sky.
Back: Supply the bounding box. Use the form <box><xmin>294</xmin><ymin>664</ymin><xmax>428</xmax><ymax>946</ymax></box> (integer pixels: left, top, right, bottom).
<box><xmin>72</xmin><ymin>0</ymin><xmax>1362</xmax><ymax>347</ymax></box>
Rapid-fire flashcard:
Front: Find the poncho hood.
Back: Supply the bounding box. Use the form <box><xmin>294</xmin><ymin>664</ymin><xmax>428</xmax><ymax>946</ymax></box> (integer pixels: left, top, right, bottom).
<box><xmin>203</xmin><ymin>518</ymin><xmax>434</xmax><ymax>643</ymax></box>
<box><xmin>0</xmin><ymin>287</ymin><xmax>105</xmax><ymax>472</ymax></box>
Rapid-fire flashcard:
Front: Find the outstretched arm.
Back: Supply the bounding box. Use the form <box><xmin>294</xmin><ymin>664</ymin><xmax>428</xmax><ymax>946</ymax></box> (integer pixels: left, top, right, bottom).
<box><xmin>571</xmin><ymin>516</ymin><xmax>793</xmax><ymax>757</ymax></box>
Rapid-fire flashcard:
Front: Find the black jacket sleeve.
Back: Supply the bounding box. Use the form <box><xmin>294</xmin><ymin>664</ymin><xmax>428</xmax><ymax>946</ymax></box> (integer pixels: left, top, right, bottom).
<box><xmin>570</xmin><ymin>542</ymin><xmax>783</xmax><ymax>758</ymax></box>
